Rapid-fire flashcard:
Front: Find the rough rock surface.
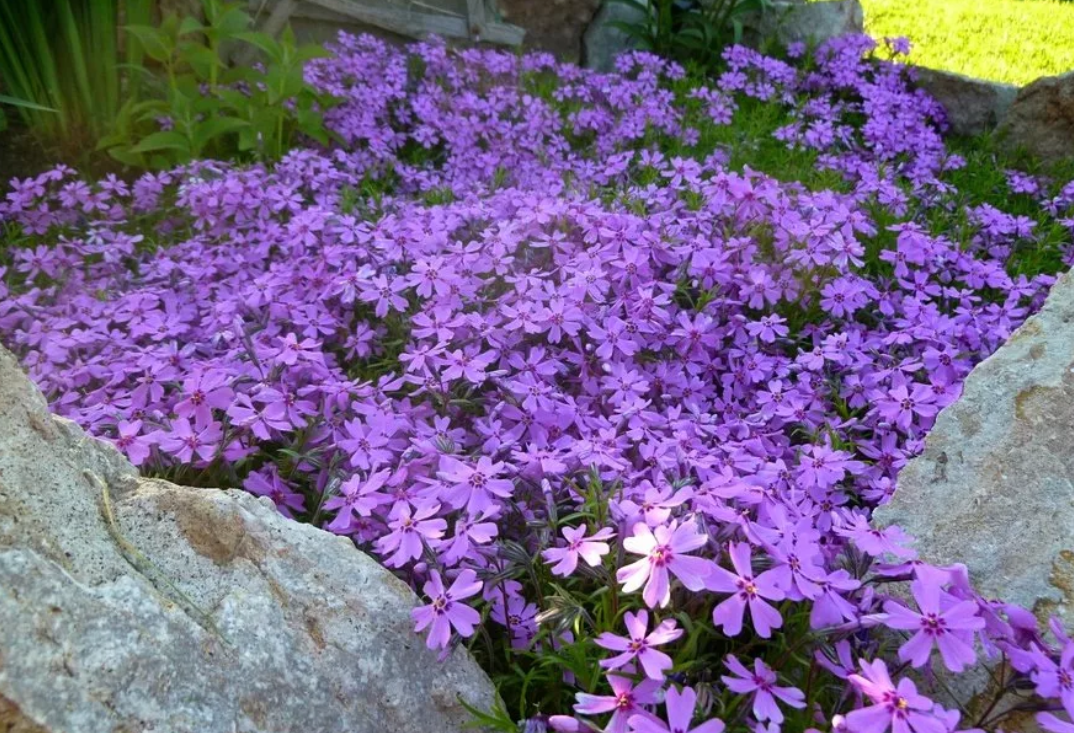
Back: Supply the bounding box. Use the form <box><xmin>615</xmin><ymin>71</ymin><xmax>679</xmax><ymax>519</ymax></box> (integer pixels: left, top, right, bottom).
<box><xmin>0</xmin><ymin>345</ymin><xmax>497</xmax><ymax>733</ymax></box>
<box><xmin>759</xmin><ymin>0</ymin><xmax>863</xmax><ymax>46</ymax></box>
<box><xmin>913</xmin><ymin>67</ymin><xmax>1019</xmax><ymax>137</ymax></box>
<box><xmin>1000</xmin><ymin>70</ymin><xmax>1074</xmax><ymax>159</ymax></box>
<box><xmin>498</xmin><ymin>0</ymin><xmax>601</xmax><ymax>63</ymax></box>
<box><xmin>583</xmin><ymin>1</ymin><xmax>645</xmax><ymax>72</ymax></box>
<box><xmin>874</xmin><ymin>270</ymin><xmax>1074</xmax><ymax>625</ymax></box>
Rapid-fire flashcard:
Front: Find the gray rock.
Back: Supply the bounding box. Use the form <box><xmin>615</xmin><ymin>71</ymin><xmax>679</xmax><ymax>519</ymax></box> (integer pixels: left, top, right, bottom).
<box><xmin>499</xmin><ymin>0</ymin><xmax>602</xmax><ymax>63</ymax></box>
<box><xmin>1000</xmin><ymin>70</ymin><xmax>1074</xmax><ymax>160</ymax></box>
<box><xmin>874</xmin><ymin>269</ymin><xmax>1074</xmax><ymax>622</ymax></box>
<box><xmin>759</xmin><ymin>0</ymin><xmax>863</xmax><ymax>46</ymax></box>
<box><xmin>873</xmin><ymin>273</ymin><xmax>1074</xmax><ymax>733</ymax></box>
<box><xmin>583</xmin><ymin>1</ymin><xmax>646</xmax><ymax>73</ymax></box>
<box><xmin>0</xmin><ymin>345</ymin><xmax>497</xmax><ymax>733</ymax></box>
<box><xmin>912</xmin><ymin>67</ymin><xmax>1019</xmax><ymax>137</ymax></box>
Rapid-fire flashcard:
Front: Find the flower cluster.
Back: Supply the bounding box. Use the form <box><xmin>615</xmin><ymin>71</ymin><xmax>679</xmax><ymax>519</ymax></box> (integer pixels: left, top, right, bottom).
<box><xmin>3</xmin><ymin>32</ymin><xmax>1074</xmax><ymax>733</ymax></box>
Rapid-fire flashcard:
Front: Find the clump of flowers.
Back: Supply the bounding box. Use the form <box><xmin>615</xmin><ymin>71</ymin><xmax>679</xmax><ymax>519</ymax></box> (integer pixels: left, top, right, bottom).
<box><xmin>4</xmin><ymin>31</ymin><xmax>1074</xmax><ymax>733</ymax></box>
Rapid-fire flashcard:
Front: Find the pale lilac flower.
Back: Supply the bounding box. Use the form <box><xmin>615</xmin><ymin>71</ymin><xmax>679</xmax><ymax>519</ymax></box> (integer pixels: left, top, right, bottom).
<box><xmin>596</xmin><ymin>610</ymin><xmax>682</xmax><ymax>680</ymax></box>
<box><xmin>543</xmin><ymin>524</ymin><xmax>615</xmax><ymax>576</ymax></box>
<box><xmin>617</xmin><ymin>519</ymin><xmax>714</xmax><ymax>608</ymax></box>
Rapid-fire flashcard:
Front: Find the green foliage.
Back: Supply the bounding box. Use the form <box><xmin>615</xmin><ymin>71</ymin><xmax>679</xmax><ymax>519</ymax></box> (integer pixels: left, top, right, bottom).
<box><xmin>0</xmin><ymin>0</ymin><xmax>150</xmax><ymax>156</ymax></box>
<box><xmin>861</xmin><ymin>0</ymin><xmax>1074</xmax><ymax>85</ymax></box>
<box><xmin>100</xmin><ymin>0</ymin><xmax>339</xmax><ymax>168</ymax></box>
<box><xmin>611</xmin><ymin>0</ymin><xmax>773</xmax><ymax>68</ymax></box>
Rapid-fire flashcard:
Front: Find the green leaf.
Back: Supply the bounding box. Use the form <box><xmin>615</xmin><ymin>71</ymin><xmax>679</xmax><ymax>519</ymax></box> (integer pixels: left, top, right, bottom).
<box><xmin>0</xmin><ymin>94</ymin><xmax>57</xmax><ymax>113</ymax></box>
<box><xmin>178</xmin><ymin>16</ymin><xmax>204</xmax><ymax>36</ymax></box>
<box><xmin>234</xmin><ymin>31</ymin><xmax>282</xmax><ymax>63</ymax></box>
<box><xmin>126</xmin><ymin>24</ymin><xmax>173</xmax><ymax>63</ymax></box>
<box><xmin>192</xmin><ymin>116</ymin><xmax>248</xmax><ymax>152</ymax></box>
<box><xmin>130</xmin><ymin>130</ymin><xmax>191</xmax><ymax>154</ymax></box>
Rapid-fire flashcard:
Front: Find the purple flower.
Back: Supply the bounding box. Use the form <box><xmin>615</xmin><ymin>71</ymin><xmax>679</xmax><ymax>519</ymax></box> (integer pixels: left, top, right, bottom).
<box><xmin>846</xmin><ymin>659</ymin><xmax>945</xmax><ymax>733</ymax></box>
<box><xmin>375</xmin><ymin>503</ymin><xmax>447</xmax><ymax>568</ymax></box>
<box><xmin>628</xmin><ymin>685</ymin><xmax>726</xmax><ymax>733</ymax></box>
<box><xmin>111</xmin><ymin>419</ymin><xmax>153</xmax><ymax>466</ymax></box>
<box><xmin>882</xmin><ymin>577</ymin><xmax>984</xmax><ymax>672</ymax></box>
<box><xmin>574</xmin><ymin>675</ymin><xmax>661</xmax><ymax>733</ymax></box>
<box><xmin>721</xmin><ymin>655</ymin><xmax>805</xmax><ymax>725</ymax></box>
<box><xmin>157</xmin><ymin>417</ymin><xmax>222</xmax><ymax>463</ymax></box>
<box><xmin>596</xmin><ymin>609</ymin><xmax>682</xmax><ymax>680</ymax></box>
<box><xmin>707</xmin><ymin>542</ymin><xmax>786</xmax><ymax>638</ymax></box>
<box><xmin>244</xmin><ymin>466</ymin><xmax>306</xmax><ymax>518</ymax></box>
<box><xmin>411</xmin><ymin>569</ymin><xmax>482</xmax><ymax>649</ymax></box>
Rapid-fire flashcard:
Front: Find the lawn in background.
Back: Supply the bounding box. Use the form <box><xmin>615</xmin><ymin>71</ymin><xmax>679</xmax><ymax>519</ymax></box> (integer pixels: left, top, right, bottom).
<box><xmin>861</xmin><ymin>0</ymin><xmax>1074</xmax><ymax>85</ymax></box>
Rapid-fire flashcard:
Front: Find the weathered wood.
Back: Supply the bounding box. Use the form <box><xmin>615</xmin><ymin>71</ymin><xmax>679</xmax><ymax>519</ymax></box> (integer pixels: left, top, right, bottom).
<box><xmin>466</xmin><ymin>0</ymin><xmax>486</xmax><ymax>37</ymax></box>
<box><xmin>292</xmin><ymin>0</ymin><xmax>524</xmax><ymax>45</ymax></box>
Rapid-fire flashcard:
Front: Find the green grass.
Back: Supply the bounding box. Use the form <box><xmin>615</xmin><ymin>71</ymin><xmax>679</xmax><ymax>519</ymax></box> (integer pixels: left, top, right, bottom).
<box><xmin>860</xmin><ymin>0</ymin><xmax>1074</xmax><ymax>86</ymax></box>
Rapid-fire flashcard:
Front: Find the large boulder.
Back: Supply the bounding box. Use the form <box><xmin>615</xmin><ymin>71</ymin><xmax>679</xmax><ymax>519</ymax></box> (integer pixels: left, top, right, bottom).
<box><xmin>912</xmin><ymin>67</ymin><xmax>1019</xmax><ymax>137</ymax></box>
<box><xmin>1000</xmin><ymin>70</ymin><xmax>1074</xmax><ymax>160</ymax></box>
<box><xmin>758</xmin><ymin>0</ymin><xmax>863</xmax><ymax>46</ymax></box>
<box><xmin>873</xmin><ymin>272</ymin><xmax>1074</xmax><ymax>733</ymax></box>
<box><xmin>874</xmin><ymin>270</ymin><xmax>1074</xmax><ymax>624</ymax></box>
<box><xmin>498</xmin><ymin>0</ymin><xmax>601</xmax><ymax>63</ymax></box>
<box><xmin>0</xmin><ymin>345</ymin><xmax>497</xmax><ymax>732</ymax></box>
<box><xmin>583</xmin><ymin>1</ymin><xmax>646</xmax><ymax>72</ymax></box>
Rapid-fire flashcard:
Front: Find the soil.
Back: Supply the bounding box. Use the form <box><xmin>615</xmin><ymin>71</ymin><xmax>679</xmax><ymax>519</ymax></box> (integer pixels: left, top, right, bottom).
<box><xmin>0</xmin><ymin>121</ymin><xmax>54</xmax><ymax>185</ymax></box>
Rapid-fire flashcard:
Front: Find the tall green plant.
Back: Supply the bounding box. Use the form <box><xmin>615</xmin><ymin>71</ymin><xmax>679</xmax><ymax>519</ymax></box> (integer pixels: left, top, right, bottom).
<box><xmin>611</xmin><ymin>0</ymin><xmax>773</xmax><ymax>69</ymax></box>
<box><xmin>0</xmin><ymin>0</ymin><xmax>150</xmax><ymax>153</ymax></box>
<box><xmin>101</xmin><ymin>0</ymin><xmax>339</xmax><ymax>168</ymax></box>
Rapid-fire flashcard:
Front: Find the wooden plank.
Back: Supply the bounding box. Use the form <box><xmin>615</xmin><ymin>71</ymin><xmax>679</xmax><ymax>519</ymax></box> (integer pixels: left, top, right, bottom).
<box><xmin>303</xmin><ymin>0</ymin><xmax>468</xmax><ymax>37</ymax></box>
<box><xmin>466</xmin><ymin>0</ymin><xmax>486</xmax><ymax>38</ymax></box>
<box><xmin>289</xmin><ymin>0</ymin><xmax>524</xmax><ymax>46</ymax></box>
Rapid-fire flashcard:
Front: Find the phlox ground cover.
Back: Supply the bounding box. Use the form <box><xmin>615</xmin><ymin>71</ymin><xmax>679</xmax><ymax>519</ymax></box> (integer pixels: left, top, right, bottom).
<box><xmin>4</xmin><ymin>31</ymin><xmax>1074</xmax><ymax>733</ymax></box>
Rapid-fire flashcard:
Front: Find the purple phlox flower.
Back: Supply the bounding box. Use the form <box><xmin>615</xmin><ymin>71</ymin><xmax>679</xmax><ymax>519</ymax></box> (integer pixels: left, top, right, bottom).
<box><xmin>628</xmin><ymin>685</ymin><xmax>726</xmax><ymax>733</ymax></box>
<box><xmin>174</xmin><ymin>370</ymin><xmax>234</xmax><ymax>424</ymax></box>
<box><xmin>596</xmin><ymin>609</ymin><xmax>682</xmax><ymax>680</ymax></box>
<box><xmin>616</xmin><ymin>483</ymin><xmax>693</xmax><ymax>527</ymax></box>
<box><xmin>157</xmin><ymin>416</ymin><xmax>223</xmax><ymax>463</ymax></box>
<box><xmin>1031</xmin><ymin>638</ymin><xmax>1074</xmax><ymax>718</ymax></box>
<box><xmin>617</xmin><ymin>518</ymin><xmax>714</xmax><ymax>608</ymax></box>
<box><xmin>437</xmin><ymin>455</ymin><xmax>515</xmax><ymax>515</ymax></box>
<box><xmin>1040</xmin><ymin>713</ymin><xmax>1074</xmax><ymax>733</ymax></box>
<box><xmin>111</xmin><ymin>419</ymin><xmax>153</xmax><ymax>466</ymax></box>
<box><xmin>837</xmin><ymin>514</ymin><xmax>916</xmax><ymax>559</ymax></box>
<box><xmin>809</xmin><ymin>568</ymin><xmax>863</xmax><ymax>629</ymax></box>
<box><xmin>543</xmin><ymin>524</ymin><xmax>615</xmax><ymax>577</ymax></box>
<box><xmin>360</xmin><ymin>274</ymin><xmax>408</xmax><ymax>317</ymax></box>
<box><xmin>763</xmin><ymin>537</ymin><xmax>824</xmax><ymax>601</ymax></box>
<box><xmin>882</xmin><ymin>577</ymin><xmax>984</xmax><ymax>672</ymax></box>
<box><xmin>276</xmin><ymin>332</ymin><xmax>325</xmax><ymax>366</ymax></box>
<box><xmin>707</xmin><ymin>542</ymin><xmax>785</xmax><ymax>638</ymax></box>
<box><xmin>846</xmin><ymin>658</ymin><xmax>946</xmax><ymax>733</ymax></box>
<box><xmin>874</xmin><ymin>380</ymin><xmax>938</xmax><ymax>433</ymax></box>
<box><xmin>574</xmin><ymin>675</ymin><xmax>661</xmax><ymax>733</ymax></box>
<box><xmin>375</xmin><ymin>502</ymin><xmax>447</xmax><ymax>568</ymax></box>
<box><xmin>244</xmin><ymin>465</ymin><xmax>306</xmax><ymax>518</ymax></box>
<box><xmin>339</xmin><ymin>417</ymin><xmax>394</xmax><ymax>470</ymax></box>
<box><xmin>440</xmin><ymin>509</ymin><xmax>500</xmax><ymax>566</ymax></box>
<box><xmin>490</xmin><ymin>590</ymin><xmax>538</xmax><ymax>648</ymax></box>
<box><xmin>324</xmin><ymin>469</ymin><xmax>393</xmax><ymax>533</ymax></box>
<box><xmin>411</xmin><ymin>568</ymin><xmax>482</xmax><ymax>649</ymax></box>
<box><xmin>721</xmin><ymin>655</ymin><xmax>805</xmax><ymax>725</ymax></box>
